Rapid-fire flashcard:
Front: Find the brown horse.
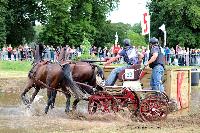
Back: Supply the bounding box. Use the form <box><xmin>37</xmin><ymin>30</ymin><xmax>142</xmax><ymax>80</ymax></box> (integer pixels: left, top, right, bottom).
<box><xmin>48</xmin><ymin>46</ymin><xmax>105</xmax><ymax>111</ymax></box>
<box><xmin>21</xmin><ymin>44</ymin><xmax>85</xmax><ymax>114</ymax></box>
<box><xmin>25</xmin><ymin>45</ymin><xmax>104</xmax><ymax>112</ymax></box>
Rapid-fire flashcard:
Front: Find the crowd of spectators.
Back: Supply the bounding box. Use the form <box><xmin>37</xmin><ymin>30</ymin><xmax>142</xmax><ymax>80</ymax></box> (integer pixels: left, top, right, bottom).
<box><xmin>1</xmin><ymin>44</ymin><xmax>200</xmax><ymax>66</ymax></box>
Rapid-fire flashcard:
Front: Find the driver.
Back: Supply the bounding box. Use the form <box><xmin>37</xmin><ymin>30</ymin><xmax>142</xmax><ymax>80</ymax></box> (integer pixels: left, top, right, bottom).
<box><xmin>103</xmin><ymin>39</ymin><xmax>143</xmax><ymax>86</ymax></box>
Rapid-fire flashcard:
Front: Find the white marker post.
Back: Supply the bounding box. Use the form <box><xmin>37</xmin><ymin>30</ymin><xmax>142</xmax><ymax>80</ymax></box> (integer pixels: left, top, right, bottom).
<box><xmin>159</xmin><ymin>24</ymin><xmax>166</xmax><ymax>47</ymax></box>
<box><xmin>115</xmin><ymin>32</ymin><xmax>118</xmax><ymax>45</ymax></box>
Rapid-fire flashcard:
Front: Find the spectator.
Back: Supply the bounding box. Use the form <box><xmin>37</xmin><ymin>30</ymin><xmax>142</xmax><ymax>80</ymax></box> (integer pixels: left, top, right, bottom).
<box><xmin>98</xmin><ymin>47</ymin><xmax>104</xmax><ymax>60</ymax></box>
<box><xmin>7</xmin><ymin>44</ymin><xmax>12</xmax><ymax>60</ymax></box>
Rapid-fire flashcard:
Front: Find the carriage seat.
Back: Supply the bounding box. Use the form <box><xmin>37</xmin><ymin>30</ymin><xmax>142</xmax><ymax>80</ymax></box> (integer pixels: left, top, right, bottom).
<box><xmin>118</xmin><ymin>64</ymin><xmax>141</xmax><ymax>81</ymax></box>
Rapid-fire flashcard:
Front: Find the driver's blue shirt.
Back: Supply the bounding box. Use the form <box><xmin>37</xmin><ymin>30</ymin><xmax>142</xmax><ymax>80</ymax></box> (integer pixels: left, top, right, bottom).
<box><xmin>119</xmin><ymin>46</ymin><xmax>138</xmax><ymax>65</ymax></box>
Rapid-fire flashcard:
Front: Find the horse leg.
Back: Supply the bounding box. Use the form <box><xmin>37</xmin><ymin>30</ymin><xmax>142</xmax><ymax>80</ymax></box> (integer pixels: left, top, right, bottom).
<box><xmin>21</xmin><ymin>80</ymin><xmax>34</xmax><ymax>105</ymax></box>
<box><xmin>64</xmin><ymin>91</ymin><xmax>71</xmax><ymax>113</ymax></box>
<box><xmin>29</xmin><ymin>86</ymin><xmax>40</xmax><ymax>104</ymax></box>
<box><xmin>72</xmin><ymin>98</ymin><xmax>80</xmax><ymax>111</ymax></box>
<box><xmin>50</xmin><ymin>90</ymin><xmax>57</xmax><ymax>109</ymax></box>
<box><xmin>45</xmin><ymin>90</ymin><xmax>56</xmax><ymax>114</ymax></box>
<box><xmin>46</xmin><ymin>74</ymin><xmax>57</xmax><ymax>109</ymax></box>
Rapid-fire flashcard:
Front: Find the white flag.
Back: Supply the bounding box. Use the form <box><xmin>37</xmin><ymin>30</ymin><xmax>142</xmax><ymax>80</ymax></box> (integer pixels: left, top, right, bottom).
<box><xmin>141</xmin><ymin>10</ymin><xmax>150</xmax><ymax>35</ymax></box>
<box><xmin>159</xmin><ymin>24</ymin><xmax>165</xmax><ymax>32</ymax></box>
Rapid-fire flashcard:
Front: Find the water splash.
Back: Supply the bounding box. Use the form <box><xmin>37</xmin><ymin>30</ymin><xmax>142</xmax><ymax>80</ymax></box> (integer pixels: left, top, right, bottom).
<box><xmin>18</xmin><ymin>95</ymin><xmax>46</xmax><ymax>117</ymax></box>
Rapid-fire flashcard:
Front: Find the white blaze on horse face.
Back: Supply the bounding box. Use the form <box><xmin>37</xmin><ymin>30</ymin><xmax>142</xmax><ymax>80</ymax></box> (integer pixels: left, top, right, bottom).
<box><xmin>96</xmin><ymin>75</ymin><xmax>105</xmax><ymax>86</ymax></box>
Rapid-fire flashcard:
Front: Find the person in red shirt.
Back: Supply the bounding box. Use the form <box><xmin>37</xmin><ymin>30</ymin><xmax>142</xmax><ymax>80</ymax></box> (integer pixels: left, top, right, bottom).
<box><xmin>112</xmin><ymin>44</ymin><xmax>121</xmax><ymax>57</ymax></box>
<box><xmin>7</xmin><ymin>44</ymin><xmax>12</xmax><ymax>60</ymax></box>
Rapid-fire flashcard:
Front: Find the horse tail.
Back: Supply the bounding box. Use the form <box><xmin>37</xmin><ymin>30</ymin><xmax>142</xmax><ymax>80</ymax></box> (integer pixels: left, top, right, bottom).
<box><xmin>62</xmin><ymin>64</ymin><xmax>85</xmax><ymax>100</ymax></box>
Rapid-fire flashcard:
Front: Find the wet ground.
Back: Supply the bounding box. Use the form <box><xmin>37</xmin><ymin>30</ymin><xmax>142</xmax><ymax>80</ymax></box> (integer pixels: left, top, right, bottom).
<box><xmin>0</xmin><ymin>77</ymin><xmax>200</xmax><ymax>133</ymax></box>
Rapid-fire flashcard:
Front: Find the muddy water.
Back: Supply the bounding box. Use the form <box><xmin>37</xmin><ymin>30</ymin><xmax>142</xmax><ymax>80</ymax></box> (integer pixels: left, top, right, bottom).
<box><xmin>0</xmin><ymin>77</ymin><xmax>200</xmax><ymax>133</ymax></box>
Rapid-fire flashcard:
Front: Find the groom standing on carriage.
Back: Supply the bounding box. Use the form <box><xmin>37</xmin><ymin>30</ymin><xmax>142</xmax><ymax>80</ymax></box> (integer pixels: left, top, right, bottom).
<box><xmin>103</xmin><ymin>39</ymin><xmax>144</xmax><ymax>86</ymax></box>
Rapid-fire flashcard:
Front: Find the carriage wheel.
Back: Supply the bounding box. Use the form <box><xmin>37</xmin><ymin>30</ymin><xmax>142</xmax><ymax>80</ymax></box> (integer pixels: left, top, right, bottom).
<box><xmin>139</xmin><ymin>95</ymin><xmax>169</xmax><ymax>121</ymax></box>
<box><xmin>144</xmin><ymin>91</ymin><xmax>169</xmax><ymax>103</ymax></box>
<box><xmin>122</xmin><ymin>89</ymin><xmax>140</xmax><ymax>115</ymax></box>
<box><xmin>88</xmin><ymin>92</ymin><xmax>118</xmax><ymax>114</ymax></box>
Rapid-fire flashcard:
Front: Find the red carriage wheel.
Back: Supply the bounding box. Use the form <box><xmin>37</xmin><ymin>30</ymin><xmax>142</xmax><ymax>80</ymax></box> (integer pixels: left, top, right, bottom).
<box><xmin>88</xmin><ymin>98</ymin><xmax>99</xmax><ymax>114</ymax></box>
<box><xmin>88</xmin><ymin>91</ymin><xmax>119</xmax><ymax>114</ymax></box>
<box><xmin>139</xmin><ymin>95</ymin><xmax>169</xmax><ymax>121</ymax></box>
<box><xmin>145</xmin><ymin>92</ymin><xmax>169</xmax><ymax>103</ymax></box>
<box><xmin>122</xmin><ymin>89</ymin><xmax>139</xmax><ymax>115</ymax></box>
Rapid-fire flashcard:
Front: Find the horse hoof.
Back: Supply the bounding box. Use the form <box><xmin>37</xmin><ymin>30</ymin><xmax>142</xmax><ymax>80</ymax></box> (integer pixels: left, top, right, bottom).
<box><xmin>50</xmin><ymin>105</ymin><xmax>54</xmax><ymax>109</ymax></box>
<box><xmin>26</xmin><ymin>104</ymin><xmax>31</xmax><ymax>109</ymax></box>
<box><xmin>65</xmin><ymin>109</ymin><xmax>70</xmax><ymax>113</ymax></box>
<box><xmin>45</xmin><ymin>107</ymin><xmax>49</xmax><ymax>114</ymax></box>
<box><xmin>22</xmin><ymin>96</ymin><xmax>30</xmax><ymax>105</ymax></box>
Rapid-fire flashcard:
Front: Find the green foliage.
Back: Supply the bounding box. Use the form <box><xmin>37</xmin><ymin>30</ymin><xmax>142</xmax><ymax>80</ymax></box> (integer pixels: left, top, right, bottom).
<box><xmin>39</xmin><ymin>0</ymin><xmax>71</xmax><ymax>46</ymax></box>
<box><xmin>148</xmin><ymin>0</ymin><xmax>200</xmax><ymax>48</ymax></box>
<box><xmin>97</xmin><ymin>22</ymin><xmax>147</xmax><ymax>47</ymax></box>
<box><xmin>131</xmin><ymin>23</ymin><xmax>142</xmax><ymax>34</ymax></box>
<box><xmin>127</xmin><ymin>31</ymin><xmax>147</xmax><ymax>46</ymax></box>
<box><xmin>74</xmin><ymin>36</ymin><xmax>97</xmax><ymax>61</ymax></box>
<box><xmin>0</xmin><ymin>0</ymin><xmax>7</xmax><ymax>47</ymax></box>
<box><xmin>82</xmin><ymin>36</ymin><xmax>91</xmax><ymax>55</ymax></box>
<box><xmin>4</xmin><ymin>0</ymin><xmax>48</xmax><ymax>46</ymax></box>
<box><xmin>39</xmin><ymin>0</ymin><xmax>119</xmax><ymax>47</ymax></box>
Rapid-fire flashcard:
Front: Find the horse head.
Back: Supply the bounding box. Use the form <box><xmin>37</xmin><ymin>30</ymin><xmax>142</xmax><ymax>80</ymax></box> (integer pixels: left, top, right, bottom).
<box><xmin>94</xmin><ymin>65</ymin><xmax>105</xmax><ymax>91</ymax></box>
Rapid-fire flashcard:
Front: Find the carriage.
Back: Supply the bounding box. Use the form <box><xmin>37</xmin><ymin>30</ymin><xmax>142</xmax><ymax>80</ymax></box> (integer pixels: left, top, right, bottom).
<box><xmin>87</xmin><ymin>64</ymin><xmax>170</xmax><ymax>122</ymax></box>
<box><xmin>21</xmin><ymin>45</ymin><xmax>171</xmax><ymax>121</ymax></box>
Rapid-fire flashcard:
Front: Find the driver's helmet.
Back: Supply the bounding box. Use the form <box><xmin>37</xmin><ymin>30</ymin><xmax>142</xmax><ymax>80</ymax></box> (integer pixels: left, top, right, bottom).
<box><xmin>149</xmin><ymin>37</ymin><xmax>159</xmax><ymax>45</ymax></box>
<box><xmin>123</xmin><ymin>39</ymin><xmax>131</xmax><ymax>46</ymax></box>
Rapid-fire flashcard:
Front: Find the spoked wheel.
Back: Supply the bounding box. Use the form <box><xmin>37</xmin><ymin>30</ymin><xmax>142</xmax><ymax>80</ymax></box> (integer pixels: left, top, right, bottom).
<box><xmin>145</xmin><ymin>91</ymin><xmax>169</xmax><ymax>103</ymax></box>
<box><xmin>122</xmin><ymin>89</ymin><xmax>139</xmax><ymax>114</ymax></box>
<box><xmin>139</xmin><ymin>95</ymin><xmax>169</xmax><ymax>121</ymax></box>
<box><xmin>88</xmin><ymin>91</ymin><xmax>118</xmax><ymax>114</ymax></box>
<box><xmin>114</xmin><ymin>89</ymin><xmax>140</xmax><ymax>121</ymax></box>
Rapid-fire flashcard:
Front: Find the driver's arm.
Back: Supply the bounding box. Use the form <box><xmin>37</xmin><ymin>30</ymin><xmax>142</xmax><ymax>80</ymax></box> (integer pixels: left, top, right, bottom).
<box><xmin>146</xmin><ymin>52</ymin><xmax>158</xmax><ymax>66</ymax></box>
<box><xmin>104</xmin><ymin>54</ymin><xmax>121</xmax><ymax>66</ymax></box>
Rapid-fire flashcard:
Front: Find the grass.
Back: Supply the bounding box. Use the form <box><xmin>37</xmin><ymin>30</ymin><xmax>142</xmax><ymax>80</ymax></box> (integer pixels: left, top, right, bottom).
<box><xmin>0</xmin><ymin>61</ymin><xmax>32</xmax><ymax>78</ymax></box>
<box><xmin>0</xmin><ymin>60</ymin><xmax>32</xmax><ymax>72</ymax></box>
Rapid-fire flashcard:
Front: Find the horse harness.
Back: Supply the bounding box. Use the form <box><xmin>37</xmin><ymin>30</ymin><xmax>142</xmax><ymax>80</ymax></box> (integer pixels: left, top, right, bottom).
<box><xmin>28</xmin><ymin>60</ymin><xmax>75</xmax><ymax>94</ymax></box>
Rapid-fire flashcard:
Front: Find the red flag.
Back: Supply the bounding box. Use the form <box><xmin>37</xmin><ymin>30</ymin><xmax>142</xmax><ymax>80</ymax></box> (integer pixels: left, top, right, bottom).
<box><xmin>141</xmin><ymin>10</ymin><xmax>150</xmax><ymax>35</ymax></box>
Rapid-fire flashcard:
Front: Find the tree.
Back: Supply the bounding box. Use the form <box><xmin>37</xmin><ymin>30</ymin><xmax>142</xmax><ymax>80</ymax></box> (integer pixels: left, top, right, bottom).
<box><xmin>127</xmin><ymin>31</ymin><xmax>147</xmax><ymax>46</ymax></box>
<box><xmin>5</xmin><ymin>0</ymin><xmax>47</xmax><ymax>47</ymax></box>
<box><xmin>39</xmin><ymin>0</ymin><xmax>120</xmax><ymax>47</ymax></box>
<box><xmin>68</xmin><ymin>0</ymin><xmax>96</xmax><ymax>46</ymax></box>
<box><xmin>39</xmin><ymin>0</ymin><xmax>72</xmax><ymax>46</ymax></box>
<box><xmin>0</xmin><ymin>0</ymin><xmax>7</xmax><ymax>47</ymax></box>
<box><xmin>131</xmin><ymin>23</ymin><xmax>142</xmax><ymax>34</ymax></box>
<box><xmin>91</xmin><ymin>0</ymin><xmax>119</xmax><ymax>46</ymax></box>
<box><xmin>148</xmin><ymin>0</ymin><xmax>200</xmax><ymax>48</ymax></box>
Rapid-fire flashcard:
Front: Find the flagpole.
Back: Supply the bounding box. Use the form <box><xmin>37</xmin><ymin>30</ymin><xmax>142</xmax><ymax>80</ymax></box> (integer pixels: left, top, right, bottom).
<box><xmin>164</xmin><ymin>31</ymin><xmax>166</xmax><ymax>47</ymax></box>
<box><xmin>148</xmin><ymin>12</ymin><xmax>151</xmax><ymax>50</ymax></box>
<box><xmin>148</xmin><ymin>14</ymin><xmax>151</xmax><ymax>41</ymax></box>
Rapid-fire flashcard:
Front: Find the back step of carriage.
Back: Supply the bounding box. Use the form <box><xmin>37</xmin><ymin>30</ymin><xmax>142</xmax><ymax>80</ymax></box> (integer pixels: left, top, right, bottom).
<box><xmin>104</xmin><ymin>86</ymin><xmax>124</xmax><ymax>95</ymax></box>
